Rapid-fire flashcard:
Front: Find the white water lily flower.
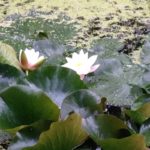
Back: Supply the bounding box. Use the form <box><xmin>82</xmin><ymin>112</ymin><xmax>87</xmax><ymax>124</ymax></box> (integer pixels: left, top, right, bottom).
<box><xmin>62</xmin><ymin>50</ymin><xmax>100</xmax><ymax>80</ymax></box>
<box><xmin>19</xmin><ymin>48</ymin><xmax>45</xmax><ymax>71</ymax></box>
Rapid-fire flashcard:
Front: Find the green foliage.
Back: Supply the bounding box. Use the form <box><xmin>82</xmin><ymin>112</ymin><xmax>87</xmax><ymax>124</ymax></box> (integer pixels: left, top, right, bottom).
<box><xmin>140</xmin><ymin>38</ymin><xmax>150</xmax><ymax>65</ymax></box>
<box><xmin>0</xmin><ymin>42</ymin><xmax>21</xmax><ymax>69</ymax></box>
<box><xmin>125</xmin><ymin>102</ymin><xmax>150</xmax><ymax>124</ymax></box>
<box><xmin>100</xmin><ymin>134</ymin><xmax>147</xmax><ymax>150</ymax></box>
<box><xmin>0</xmin><ymin>85</ymin><xmax>59</xmax><ymax>129</ymax></box>
<box><xmin>1</xmin><ymin>34</ymin><xmax>150</xmax><ymax>149</ymax></box>
<box><xmin>33</xmin><ymin>40</ymin><xmax>65</xmax><ymax>65</ymax></box>
<box><xmin>26</xmin><ymin>65</ymin><xmax>87</xmax><ymax>107</ymax></box>
<box><xmin>61</xmin><ymin>89</ymin><xmax>100</xmax><ymax>119</ymax></box>
<box><xmin>0</xmin><ymin>64</ymin><xmax>24</xmax><ymax>91</ymax></box>
<box><xmin>24</xmin><ymin>114</ymin><xmax>87</xmax><ymax>150</ymax></box>
<box><xmin>83</xmin><ymin>114</ymin><xmax>130</xmax><ymax>143</ymax></box>
<box><xmin>8</xmin><ymin>120</ymin><xmax>52</xmax><ymax>150</ymax></box>
<box><xmin>91</xmin><ymin>38</ymin><xmax>124</xmax><ymax>58</ymax></box>
<box><xmin>86</xmin><ymin>55</ymin><xmax>144</xmax><ymax>106</ymax></box>
<box><xmin>140</xmin><ymin>120</ymin><xmax>150</xmax><ymax>146</ymax></box>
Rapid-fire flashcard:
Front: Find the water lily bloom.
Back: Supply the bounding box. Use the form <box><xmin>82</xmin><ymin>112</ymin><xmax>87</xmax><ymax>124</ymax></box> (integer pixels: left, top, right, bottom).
<box><xmin>62</xmin><ymin>50</ymin><xmax>100</xmax><ymax>80</ymax></box>
<box><xmin>19</xmin><ymin>48</ymin><xmax>45</xmax><ymax>71</ymax></box>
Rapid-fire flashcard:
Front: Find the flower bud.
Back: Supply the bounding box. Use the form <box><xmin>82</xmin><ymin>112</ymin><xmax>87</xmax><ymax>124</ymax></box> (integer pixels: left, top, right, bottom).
<box><xmin>19</xmin><ymin>48</ymin><xmax>45</xmax><ymax>71</ymax></box>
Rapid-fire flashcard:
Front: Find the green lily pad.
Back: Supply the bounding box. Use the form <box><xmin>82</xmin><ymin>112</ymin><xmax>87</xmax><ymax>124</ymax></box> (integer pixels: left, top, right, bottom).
<box><xmin>61</xmin><ymin>89</ymin><xmax>100</xmax><ymax>119</ymax></box>
<box><xmin>33</xmin><ymin>40</ymin><xmax>65</xmax><ymax>65</ymax></box>
<box><xmin>0</xmin><ymin>42</ymin><xmax>20</xmax><ymax>70</ymax></box>
<box><xmin>0</xmin><ymin>64</ymin><xmax>24</xmax><ymax>92</ymax></box>
<box><xmin>0</xmin><ymin>85</ymin><xmax>59</xmax><ymax>129</ymax></box>
<box><xmin>83</xmin><ymin>114</ymin><xmax>130</xmax><ymax>144</ymax></box>
<box><xmin>88</xmin><ymin>58</ymin><xmax>144</xmax><ymax>106</ymax></box>
<box><xmin>125</xmin><ymin>102</ymin><xmax>150</xmax><ymax>124</ymax></box>
<box><xmin>90</xmin><ymin>38</ymin><xmax>124</xmax><ymax>58</ymax></box>
<box><xmin>140</xmin><ymin>39</ymin><xmax>150</xmax><ymax>65</ymax></box>
<box><xmin>26</xmin><ymin>65</ymin><xmax>87</xmax><ymax>107</ymax></box>
<box><xmin>24</xmin><ymin>114</ymin><xmax>87</xmax><ymax>150</ymax></box>
<box><xmin>140</xmin><ymin>119</ymin><xmax>150</xmax><ymax>146</ymax></box>
<box><xmin>8</xmin><ymin>120</ymin><xmax>52</xmax><ymax>150</ymax></box>
<box><xmin>131</xmin><ymin>94</ymin><xmax>150</xmax><ymax>110</ymax></box>
<box><xmin>100</xmin><ymin>134</ymin><xmax>147</xmax><ymax>150</ymax></box>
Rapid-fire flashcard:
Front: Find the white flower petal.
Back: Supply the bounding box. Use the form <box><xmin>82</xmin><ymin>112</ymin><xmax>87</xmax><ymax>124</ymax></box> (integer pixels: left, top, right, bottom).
<box><xmin>37</xmin><ymin>56</ymin><xmax>45</xmax><ymax>62</ymax></box>
<box><xmin>79</xmin><ymin>50</ymin><xmax>84</xmax><ymax>56</ymax></box>
<box><xmin>19</xmin><ymin>49</ymin><xmax>23</xmax><ymax>62</ymax></box>
<box><xmin>85</xmin><ymin>52</ymin><xmax>88</xmax><ymax>59</ymax></box>
<box><xmin>62</xmin><ymin>50</ymin><xmax>100</xmax><ymax>78</ymax></box>
<box><xmin>34</xmin><ymin>51</ymin><xmax>40</xmax><ymax>59</ymax></box>
<box><xmin>66</xmin><ymin>57</ymin><xmax>73</xmax><ymax>63</ymax></box>
<box><xmin>76</xmin><ymin>66</ymin><xmax>90</xmax><ymax>75</ymax></box>
<box><xmin>87</xmin><ymin>55</ymin><xmax>98</xmax><ymax>66</ymax></box>
<box><xmin>62</xmin><ymin>63</ymin><xmax>74</xmax><ymax>70</ymax></box>
<box><xmin>90</xmin><ymin>64</ymin><xmax>100</xmax><ymax>73</ymax></box>
<box><xmin>79</xmin><ymin>50</ymin><xmax>87</xmax><ymax>60</ymax></box>
<box><xmin>72</xmin><ymin>52</ymin><xmax>79</xmax><ymax>59</ymax></box>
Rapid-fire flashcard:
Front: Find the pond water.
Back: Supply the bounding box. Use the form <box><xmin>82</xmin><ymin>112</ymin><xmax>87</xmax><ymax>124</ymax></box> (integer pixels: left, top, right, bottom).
<box><xmin>0</xmin><ymin>0</ymin><xmax>149</xmax><ymax>56</ymax></box>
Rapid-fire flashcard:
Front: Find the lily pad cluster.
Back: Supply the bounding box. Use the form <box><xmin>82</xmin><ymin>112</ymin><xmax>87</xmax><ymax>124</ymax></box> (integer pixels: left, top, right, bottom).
<box><xmin>0</xmin><ymin>35</ymin><xmax>150</xmax><ymax>149</ymax></box>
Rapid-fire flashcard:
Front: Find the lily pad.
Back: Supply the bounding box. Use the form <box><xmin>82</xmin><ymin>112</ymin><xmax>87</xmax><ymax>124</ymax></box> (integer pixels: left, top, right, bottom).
<box><xmin>8</xmin><ymin>120</ymin><xmax>52</xmax><ymax>150</ymax></box>
<box><xmin>90</xmin><ymin>38</ymin><xmax>124</xmax><ymax>58</ymax></box>
<box><xmin>100</xmin><ymin>134</ymin><xmax>147</xmax><ymax>150</ymax></box>
<box><xmin>33</xmin><ymin>40</ymin><xmax>65</xmax><ymax>65</ymax></box>
<box><xmin>24</xmin><ymin>114</ymin><xmax>87</xmax><ymax>150</ymax></box>
<box><xmin>61</xmin><ymin>89</ymin><xmax>100</xmax><ymax>119</ymax></box>
<box><xmin>0</xmin><ymin>42</ymin><xmax>20</xmax><ymax>70</ymax></box>
<box><xmin>0</xmin><ymin>85</ymin><xmax>59</xmax><ymax>129</ymax></box>
<box><xmin>83</xmin><ymin>114</ymin><xmax>130</xmax><ymax>144</ymax></box>
<box><xmin>26</xmin><ymin>65</ymin><xmax>87</xmax><ymax>107</ymax></box>
<box><xmin>88</xmin><ymin>58</ymin><xmax>144</xmax><ymax>106</ymax></box>
<box><xmin>140</xmin><ymin>39</ymin><xmax>150</xmax><ymax>65</ymax></box>
<box><xmin>0</xmin><ymin>64</ymin><xmax>24</xmax><ymax>92</ymax></box>
<box><xmin>140</xmin><ymin>119</ymin><xmax>150</xmax><ymax>146</ymax></box>
<box><xmin>125</xmin><ymin>102</ymin><xmax>150</xmax><ymax>124</ymax></box>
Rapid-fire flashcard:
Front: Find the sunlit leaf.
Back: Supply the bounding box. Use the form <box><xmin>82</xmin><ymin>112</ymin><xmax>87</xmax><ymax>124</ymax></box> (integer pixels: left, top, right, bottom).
<box><xmin>100</xmin><ymin>134</ymin><xmax>147</xmax><ymax>150</ymax></box>
<box><xmin>24</xmin><ymin>114</ymin><xmax>87</xmax><ymax>150</ymax></box>
<box><xmin>0</xmin><ymin>42</ymin><xmax>20</xmax><ymax>70</ymax></box>
<box><xmin>125</xmin><ymin>102</ymin><xmax>150</xmax><ymax>124</ymax></box>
